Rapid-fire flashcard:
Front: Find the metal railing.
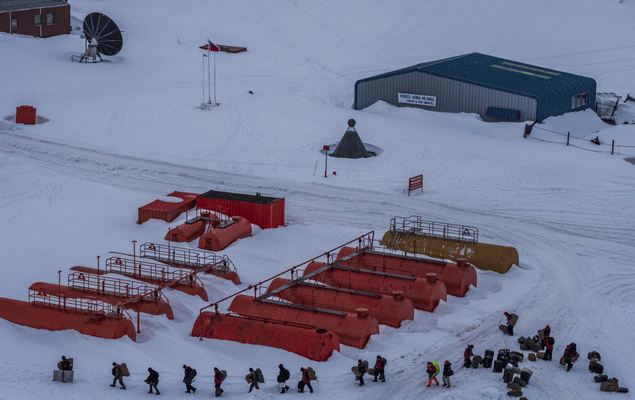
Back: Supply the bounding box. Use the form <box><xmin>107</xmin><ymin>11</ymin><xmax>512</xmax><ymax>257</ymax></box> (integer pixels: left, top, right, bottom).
<box><xmin>29</xmin><ymin>290</ymin><xmax>131</xmax><ymax>320</ymax></box>
<box><xmin>106</xmin><ymin>256</ymin><xmax>203</xmax><ymax>287</ymax></box>
<box><xmin>388</xmin><ymin>216</ymin><xmax>478</xmax><ymax>243</ymax></box>
<box><xmin>68</xmin><ymin>272</ymin><xmax>168</xmax><ymax>303</ymax></box>
<box><xmin>139</xmin><ymin>242</ymin><xmax>236</xmax><ymax>274</ymax></box>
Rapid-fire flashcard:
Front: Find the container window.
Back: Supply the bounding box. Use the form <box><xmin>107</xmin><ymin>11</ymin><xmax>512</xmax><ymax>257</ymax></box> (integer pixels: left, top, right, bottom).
<box><xmin>11</xmin><ymin>18</ymin><xmax>18</xmax><ymax>28</ymax></box>
<box><xmin>35</xmin><ymin>14</ymin><xmax>42</xmax><ymax>26</ymax></box>
<box><xmin>47</xmin><ymin>13</ymin><xmax>56</xmax><ymax>25</ymax></box>
<box><xmin>571</xmin><ymin>92</ymin><xmax>588</xmax><ymax>109</ymax></box>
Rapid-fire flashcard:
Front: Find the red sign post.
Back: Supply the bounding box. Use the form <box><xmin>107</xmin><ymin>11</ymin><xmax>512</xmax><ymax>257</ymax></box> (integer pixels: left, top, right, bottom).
<box><xmin>408</xmin><ymin>174</ymin><xmax>423</xmax><ymax>196</ymax></box>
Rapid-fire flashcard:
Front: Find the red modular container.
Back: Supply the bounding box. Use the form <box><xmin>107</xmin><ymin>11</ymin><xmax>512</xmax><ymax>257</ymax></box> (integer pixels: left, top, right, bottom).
<box><xmin>137</xmin><ymin>191</ymin><xmax>199</xmax><ymax>224</ymax></box>
<box><xmin>303</xmin><ymin>261</ymin><xmax>447</xmax><ymax>313</ymax></box>
<box><xmin>267</xmin><ymin>278</ymin><xmax>414</xmax><ymax>328</ymax></box>
<box><xmin>165</xmin><ymin>220</ymin><xmax>207</xmax><ymax>242</ymax></box>
<box><xmin>196</xmin><ymin>190</ymin><xmax>284</xmax><ymax>229</ymax></box>
<box><xmin>29</xmin><ymin>282</ymin><xmax>174</xmax><ymax>320</ymax></box>
<box><xmin>336</xmin><ymin>247</ymin><xmax>477</xmax><ymax>297</ymax></box>
<box><xmin>0</xmin><ymin>297</ymin><xmax>136</xmax><ymax>341</ymax></box>
<box><xmin>15</xmin><ymin>105</ymin><xmax>36</xmax><ymax>125</ymax></box>
<box><xmin>228</xmin><ymin>294</ymin><xmax>378</xmax><ymax>349</ymax></box>
<box><xmin>192</xmin><ymin>312</ymin><xmax>339</xmax><ymax>361</ymax></box>
<box><xmin>198</xmin><ymin>216</ymin><xmax>251</xmax><ymax>251</ymax></box>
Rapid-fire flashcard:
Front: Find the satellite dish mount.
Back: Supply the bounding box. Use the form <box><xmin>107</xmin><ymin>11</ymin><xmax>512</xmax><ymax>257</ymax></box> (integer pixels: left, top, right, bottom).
<box><xmin>72</xmin><ymin>13</ymin><xmax>123</xmax><ymax>63</ymax></box>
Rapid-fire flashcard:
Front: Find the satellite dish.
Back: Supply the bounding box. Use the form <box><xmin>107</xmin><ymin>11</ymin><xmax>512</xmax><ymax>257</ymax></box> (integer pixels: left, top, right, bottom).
<box><xmin>73</xmin><ymin>12</ymin><xmax>123</xmax><ymax>62</ymax></box>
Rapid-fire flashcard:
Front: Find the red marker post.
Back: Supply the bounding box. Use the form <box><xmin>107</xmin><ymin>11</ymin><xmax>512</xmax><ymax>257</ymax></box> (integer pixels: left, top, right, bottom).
<box><xmin>323</xmin><ymin>145</ymin><xmax>330</xmax><ymax>177</ymax></box>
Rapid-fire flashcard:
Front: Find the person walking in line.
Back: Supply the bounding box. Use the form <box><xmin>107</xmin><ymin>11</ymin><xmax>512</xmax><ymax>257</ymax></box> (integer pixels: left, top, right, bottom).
<box><xmin>372</xmin><ymin>355</ymin><xmax>386</xmax><ymax>382</ymax></box>
<box><xmin>214</xmin><ymin>367</ymin><xmax>224</xmax><ymax>397</ymax></box>
<box><xmin>183</xmin><ymin>365</ymin><xmax>197</xmax><ymax>393</ymax></box>
<box><xmin>357</xmin><ymin>360</ymin><xmax>367</xmax><ymax>386</ymax></box>
<box><xmin>463</xmin><ymin>344</ymin><xmax>474</xmax><ymax>368</ymax></box>
<box><xmin>277</xmin><ymin>364</ymin><xmax>290</xmax><ymax>393</ymax></box>
<box><xmin>247</xmin><ymin>368</ymin><xmax>259</xmax><ymax>393</ymax></box>
<box><xmin>110</xmin><ymin>362</ymin><xmax>126</xmax><ymax>390</ymax></box>
<box><xmin>426</xmin><ymin>362</ymin><xmax>439</xmax><ymax>387</ymax></box>
<box><xmin>442</xmin><ymin>361</ymin><xmax>452</xmax><ymax>388</ymax></box>
<box><xmin>145</xmin><ymin>367</ymin><xmax>160</xmax><ymax>395</ymax></box>
<box><xmin>298</xmin><ymin>367</ymin><xmax>313</xmax><ymax>393</ymax></box>
<box><xmin>59</xmin><ymin>356</ymin><xmax>72</xmax><ymax>371</ymax></box>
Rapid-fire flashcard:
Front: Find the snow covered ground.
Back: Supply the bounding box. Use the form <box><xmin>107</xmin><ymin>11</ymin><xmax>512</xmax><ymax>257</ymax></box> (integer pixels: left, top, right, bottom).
<box><xmin>1</xmin><ymin>0</ymin><xmax>635</xmax><ymax>399</ymax></box>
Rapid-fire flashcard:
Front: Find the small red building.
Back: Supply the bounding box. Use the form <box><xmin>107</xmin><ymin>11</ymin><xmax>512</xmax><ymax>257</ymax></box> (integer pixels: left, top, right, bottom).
<box><xmin>196</xmin><ymin>190</ymin><xmax>285</xmax><ymax>230</ymax></box>
<box><xmin>0</xmin><ymin>0</ymin><xmax>71</xmax><ymax>38</ymax></box>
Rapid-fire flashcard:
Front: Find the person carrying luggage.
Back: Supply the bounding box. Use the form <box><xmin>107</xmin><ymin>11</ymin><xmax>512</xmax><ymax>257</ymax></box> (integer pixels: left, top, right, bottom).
<box><xmin>442</xmin><ymin>360</ymin><xmax>453</xmax><ymax>388</ymax></box>
<box><xmin>357</xmin><ymin>360</ymin><xmax>366</xmax><ymax>386</ymax></box>
<box><xmin>563</xmin><ymin>345</ymin><xmax>576</xmax><ymax>371</ymax></box>
<box><xmin>59</xmin><ymin>356</ymin><xmax>72</xmax><ymax>371</ymax></box>
<box><xmin>214</xmin><ymin>367</ymin><xmax>224</xmax><ymax>397</ymax></box>
<box><xmin>298</xmin><ymin>367</ymin><xmax>313</xmax><ymax>393</ymax></box>
<box><xmin>110</xmin><ymin>362</ymin><xmax>126</xmax><ymax>390</ymax></box>
<box><xmin>145</xmin><ymin>367</ymin><xmax>160</xmax><ymax>395</ymax></box>
<box><xmin>426</xmin><ymin>362</ymin><xmax>439</xmax><ymax>387</ymax></box>
<box><xmin>183</xmin><ymin>365</ymin><xmax>197</xmax><ymax>393</ymax></box>
<box><xmin>247</xmin><ymin>368</ymin><xmax>259</xmax><ymax>393</ymax></box>
<box><xmin>277</xmin><ymin>364</ymin><xmax>290</xmax><ymax>393</ymax></box>
<box><xmin>372</xmin><ymin>355</ymin><xmax>386</xmax><ymax>382</ymax></box>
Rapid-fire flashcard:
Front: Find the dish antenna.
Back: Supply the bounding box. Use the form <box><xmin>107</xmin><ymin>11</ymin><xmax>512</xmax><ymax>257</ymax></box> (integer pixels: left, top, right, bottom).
<box><xmin>73</xmin><ymin>13</ymin><xmax>123</xmax><ymax>63</ymax></box>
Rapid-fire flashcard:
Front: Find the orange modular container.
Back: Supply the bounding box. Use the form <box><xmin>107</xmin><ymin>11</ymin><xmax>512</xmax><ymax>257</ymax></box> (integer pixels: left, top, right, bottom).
<box><xmin>192</xmin><ymin>312</ymin><xmax>339</xmax><ymax>361</ymax></box>
<box><xmin>29</xmin><ymin>282</ymin><xmax>174</xmax><ymax>320</ymax></box>
<box><xmin>336</xmin><ymin>247</ymin><xmax>477</xmax><ymax>297</ymax></box>
<box><xmin>137</xmin><ymin>191</ymin><xmax>199</xmax><ymax>224</ymax></box>
<box><xmin>15</xmin><ymin>105</ymin><xmax>36</xmax><ymax>125</ymax></box>
<box><xmin>0</xmin><ymin>297</ymin><xmax>136</xmax><ymax>341</ymax></box>
<box><xmin>267</xmin><ymin>278</ymin><xmax>414</xmax><ymax>328</ymax></box>
<box><xmin>198</xmin><ymin>217</ymin><xmax>252</xmax><ymax>251</ymax></box>
<box><xmin>165</xmin><ymin>220</ymin><xmax>207</xmax><ymax>242</ymax></box>
<box><xmin>196</xmin><ymin>190</ymin><xmax>284</xmax><ymax>229</ymax></box>
<box><xmin>303</xmin><ymin>261</ymin><xmax>447</xmax><ymax>313</ymax></box>
<box><xmin>228</xmin><ymin>294</ymin><xmax>378</xmax><ymax>349</ymax></box>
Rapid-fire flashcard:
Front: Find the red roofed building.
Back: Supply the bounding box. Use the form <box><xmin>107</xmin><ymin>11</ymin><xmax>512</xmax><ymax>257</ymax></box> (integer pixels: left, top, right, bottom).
<box><xmin>0</xmin><ymin>0</ymin><xmax>71</xmax><ymax>38</ymax></box>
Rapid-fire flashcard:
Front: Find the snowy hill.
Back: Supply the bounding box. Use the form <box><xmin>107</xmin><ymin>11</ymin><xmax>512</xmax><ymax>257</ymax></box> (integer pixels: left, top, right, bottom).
<box><xmin>1</xmin><ymin>0</ymin><xmax>635</xmax><ymax>399</ymax></box>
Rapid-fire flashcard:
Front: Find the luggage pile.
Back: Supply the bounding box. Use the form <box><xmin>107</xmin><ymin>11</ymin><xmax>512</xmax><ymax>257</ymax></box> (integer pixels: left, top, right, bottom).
<box><xmin>589</xmin><ymin>351</ymin><xmax>628</xmax><ymax>394</ymax></box>
<box><xmin>518</xmin><ymin>336</ymin><xmax>541</xmax><ymax>352</ymax></box>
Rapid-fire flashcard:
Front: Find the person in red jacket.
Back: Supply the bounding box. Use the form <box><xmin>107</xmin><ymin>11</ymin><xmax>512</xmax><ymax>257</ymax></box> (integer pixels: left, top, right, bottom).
<box><xmin>426</xmin><ymin>362</ymin><xmax>439</xmax><ymax>387</ymax></box>
<box><xmin>214</xmin><ymin>367</ymin><xmax>224</xmax><ymax>397</ymax></box>
<box><xmin>544</xmin><ymin>335</ymin><xmax>554</xmax><ymax>361</ymax></box>
<box><xmin>298</xmin><ymin>368</ymin><xmax>313</xmax><ymax>393</ymax></box>
<box><xmin>372</xmin><ymin>355</ymin><xmax>385</xmax><ymax>382</ymax></box>
<box><xmin>542</xmin><ymin>325</ymin><xmax>551</xmax><ymax>348</ymax></box>
<box><xmin>463</xmin><ymin>344</ymin><xmax>474</xmax><ymax>368</ymax></box>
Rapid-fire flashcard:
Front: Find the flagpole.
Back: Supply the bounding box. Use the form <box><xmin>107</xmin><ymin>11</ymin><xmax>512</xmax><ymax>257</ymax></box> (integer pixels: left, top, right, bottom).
<box><xmin>207</xmin><ymin>39</ymin><xmax>212</xmax><ymax>104</ymax></box>
<box><xmin>214</xmin><ymin>51</ymin><xmax>217</xmax><ymax>106</ymax></box>
<box><xmin>202</xmin><ymin>54</ymin><xmax>205</xmax><ymax>104</ymax></box>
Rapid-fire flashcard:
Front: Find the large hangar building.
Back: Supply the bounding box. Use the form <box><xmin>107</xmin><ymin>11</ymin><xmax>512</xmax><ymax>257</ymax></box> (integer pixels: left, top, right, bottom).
<box><xmin>353</xmin><ymin>53</ymin><xmax>596</xmax><ymax>122</ymax></box>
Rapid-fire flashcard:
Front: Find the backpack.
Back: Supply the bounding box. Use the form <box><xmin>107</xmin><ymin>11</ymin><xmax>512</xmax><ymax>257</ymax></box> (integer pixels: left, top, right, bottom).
<box><xmin>220</xmin><ymin>370</ymin><xmax>227</xmax><ymax>382</ymax></box>
<box><xmin>380</xmin><ymin>358</ymin><xmax>387</xmax><ymax>368</ymax></box>
<box><xmin>307</xmin><ymin>367</ymin><xmax>317</xmax><ymax>381</ymax></box>
<box><xmin>432</xmin><ymin>361</ymin><xmax>440</xmax><ymax>374</ymax></box>
<box><xmin>547</xmin><ymin>337</ymin><xmax>555</xmax><ymax>346</ymax></box>
<box><xmin>255</xmin><ymin>368</ymin><xmax>265</xmax><ymax>383</ymax></box>
<box><xmin>190</xmin><ymin>368</ymin><xmax>197</xmax><ymax>379</ymax></box>
<box><xmin>120</xmin><ymin>363</ymin><xmax>130</xmax><ymax>377</ymax></box>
